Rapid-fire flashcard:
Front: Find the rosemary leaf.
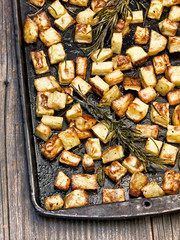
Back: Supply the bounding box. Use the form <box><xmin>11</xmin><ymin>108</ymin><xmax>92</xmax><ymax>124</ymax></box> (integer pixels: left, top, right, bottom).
<box><xmin>113</xmin><ymin>178</ymin><xmax>122</xmax><ymax>189</ymax></box>
<box><xmin>97</xmin><ymin>165</ymin><xmax>105</xmax><ymax>187</ymax></box>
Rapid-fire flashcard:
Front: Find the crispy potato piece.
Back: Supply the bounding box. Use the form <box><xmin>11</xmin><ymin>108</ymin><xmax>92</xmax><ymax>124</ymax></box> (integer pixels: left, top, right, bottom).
<box><xmin>138</xmin><ymin>87</ymin><xmax>157</xmax><ymax>104</ymax></box>
<box><xmin>112</xmin><ymin>55</ymin><xmax>132</xmax><ymax>71</ymax></box>
<box><xmin>148</xmin><ymin>30</ymin><xmax>167</xmax><ymax>56</ymax></box>
<box><xmin>70</xmin><ymin>77</ymin><xmax>91</xmax><ymax>96</ymax></box>
<box><xmin>70</xmin><ymin>0</ymin><xmax>89</xmax><ymax>6</ymax></box>
<box><xmin>129</xmin><ymin>172</ymin><xmax>149</xmax><ymax>197</ymax></box>
<box><xmin>163</xmin><ymin>170</ymin><xmax>180</xmax><ymax>195</ymax></box>
<box><xmin>54</xmin><ymin>171</ymin><xmax>70</xmax><ymax>191</ymax></box>
<box><xmin>168</xmin><ymin>6</ymin><xmax>180</xmax><ymax>21</ymax></box>
<box><xmin>59</xmin><ymin>150</ymin><xmax>81</xmax><ymax>167</ymax></box>
<box><xmin>33</xmin><ymin>12</ymin><xmax>51</xmax><ymax>32</ymax></box>
<box><xmin>91</xmin><ymin>48</ymin><xmax>113</xmax><ymax>62</ymax></box>
<box><xmin>41</xmin><ymin>134</ymin><xmax>63</xmax><ymax>160</ymax></box>
<box><xmin>69</xmin><ymin>121</ymin><xmax>91</xmax><ymax>140</ymax></box>
<box><xmin>34</xmin><ymin>76</ymin><xmax>61</xmax><ymax>92</ymax></box>
<box><xmin>35</xmin><ymin>122</ymin><xmax>52</xmax><ymax>141</ymax></box>
<box><xmin>103</xmin><ymin>189</ymin><xmax>125</xmax><ymax>203</ymax></box>
<box><xmin>85</xmin><ymin>138</ymin><xmax>101</xmax><ymax>160</ymax></box>
<box><xmin>147</xmin><ymin>0</ymin><xmax>163</xmax><ymax>20</ymax></box>
<box><xmin>30</xmin><ymin>0</ymin><xmax>45</xmax><ymax>7</ymax></box>
<box><xmin>126</xmin><ymin>11</ymin><xmax>143</xmax><ymax>23</ymax></box>
<box><xmin>64</xmin><ymin>190</ymin><xmax>89</xmax><ymax>209</ymax></box>
<box><xmin>48</xmin><ymin>91</ymin><xmax>66</xmax><ymax>111</ymax></box>
<box><xmin>165</xmin><ymin>66</ymin><xmax>180</xmax><ymax>87</ymax></box>
<box><xmin>168</xmin><ymin>36</ymin><xmax>180</xmax><ymax>53</ymax></box>
<box><xmin>99</xmin><ymin>85</ymin><xmax>121</xmax><ymax>105</ymax></box>
<box><xmin>76</xmin><ymin>57</ymin><xmax>87</xmax><ymax>80</ymax></box>
<box><xmin>66</xmin><ymin>103</ymin><xmax>82</xmax><ymax>122</ymax></box>
<box><xmin>142</xmin><ymin>181</ymin><xmax>165</xmax><ymax>198</ymax></box>
<box><xmin>39</xmin><ymin>27</ymin><xmax>61</xmax><ymax>47</ymax></box>
<box><xmin>44</xmin><ymin>194</ymin><xmax>64</xmax><ymax>210</ymax></box>
<box><xmin>159</xmin><ymin>18</ymin><xmax>179</xmax><ymax>37</ymax></box>
<box><xmin>76</xmin><ymin>8</ymin><xmax>98</xmax><ymax>25</ymax></box>
<box><xmin>74</xmin><ymin>24</ymin><xmax>92</xmax><ymax>44</ymax></box>
<box><xmin>145</xmin><ymin>138</ymin><xmax>163</xmax><ymax>155</ymax></box>
<box><xmin>91</xmin><ymin>0</ymin><xmax>108</xmax><ymax>13</ymax></box>
<box><xmin>111</xmin><ymin>33</ymin><xmax>122</xmax><ymax>55</ymax></box>
<box><xmin>139</xmin><ymin>65</ymin><xmax>157</xmax><ymax>88</ymax></box>
<box><xmin>155</xmin><ymin>77</ymin><xmax>175</xmax><ymax>97</ymax></box>
<box><xmin>89</xmin><ymin>76</ymin><xmax>109</xmax><ymax>97</ymax></box>
<box><xmin>23</xmin><ymin>17</ymin><xmax>38</xmax><ymax>44</ymax></box>
<box><xmin>160</xmin><ymin>143</ymin><xmax>178</xmax><ymax>165</ymax></box>
<box><xmin>167</xmin><ymin>125</ymin><xmax>180</xmax><ymax>143</ymax></box>
<box><xmin>104</xmin><ymin>69</ymin><xmax>123</xmax><ymax>86</ymax></box>
<box><xmin>41</xmin><ymin>115</ymin><xmax>63</xmax><ymax>130</ymax></box>
<box><xmin>71</xmin><ymin>174</ymin><xmax>98</xmax><ymax>190</ymax></box>
<box><xmin>172</xmin><ymin>105</ymin><xmax>180</xmax><ymax>126</ymax></box>
<box><xmin>31</xmin><ymin>51</ymin><xmax>49</xmax><ymax>75</ymax></box>
<box><xmin>59</xmin><ymin>127</ymin><xmax>80</xmax><ymax>150</ymax></box>
<box><xmin>62</xmin><ymin>87</ymin><xmax>74</xmax><ymax>104</ymax></box>
<box><xmin>167</xmin><ymin>90</ymin><xmax>180</xmax><ymax>106</ymax></box>
<box><xmin>114</xmin><ymin>19</ymin><xmax>130</xmax><ymax>37</ymax></box>
<box><xmin>48</xmin><ymin>0</ymin><xmax>67</xmax><ymax>19</ymax></box>
<box><xmin>91</xmin><ymin>62</ymin><xmax>113</xmax><ymax>76</ymax></box>
<box><xmin>58</xmin><ymin>60</ymin><xmax>75</xmax><ymax>85</ymax></box>
<box><xmin>102</xmin><ymin>145</ymin><xmax>124</xmax><ymax>164</ymax></box>
<box><xmin>123</xmin><ymin>77</ymin><xmax>141</xmax><ymax>92</ymax></box>
<box><xmin>104</xmin><ymin>161</ymin><xmax>127</xmax><ymax>182</ymax></box>
<box><xmin>122</xmin><ymin>154</ymin><xmax>145</xmax><ymax>174</ymax></box>
<box><xmin>134</xmin><ymin>26</ymin><xmax>149</xmax><ymax>45</ymax></box>
<box><xmin>75</xmin><ymin>115</ymin><xmax>97</xmax><ymax>131</ymax></box>
<box><xmin>126</xmin><ymin>46</ymin><xmax>149</xmax><ymax>66</ymax></box>
<box><xmin>136</xmin><ymin>124</ymin><xmax>159</xmax><ymax>139</ymax></box>
<box><xmin>36</xmin><ymin>91</ymin><xmax>54</xmax><ymax>117</ymax></box>
<box><xmin>82</xmin><ymin>154</ymin><xmax>95</xmax><ymax>173</ymax></box>
<box><xmin>153</xmin><ymin>54</ymin><xmax>170</xmax><ymax>75</ymax></box>
<box><xmin>54</xmin><ymin>13</ymin><xmax>76</xmax><ymax>32</ymax></box>
<box><xmin>48</xmin><ymin>43</ymin><xmax>66</xmax><ymax>65</ymax></box>
<box><xmin>163</xmin><ymin>0</ymin><xmax>180</xmax><ymax>7</ymax></box>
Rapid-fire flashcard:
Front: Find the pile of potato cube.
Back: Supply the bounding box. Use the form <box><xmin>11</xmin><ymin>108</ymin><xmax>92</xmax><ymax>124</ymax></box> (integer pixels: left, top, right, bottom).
<box><xmin>23</xmin><ymin>0</ymin><xmax>180</xmax><ymax>210</ymax></box>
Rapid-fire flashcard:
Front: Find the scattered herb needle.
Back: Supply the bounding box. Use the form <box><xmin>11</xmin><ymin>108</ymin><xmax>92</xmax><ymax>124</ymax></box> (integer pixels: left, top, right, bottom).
<box><xmin>70</xmin><ymin>86</ymin><xmax>171</xmax><ymax>170</ymax></box>
<box><xmin>113</xmin><ymin>178</ymin><xmax>122</xmax><ymax>189</ymax></box>
<box><xmin>82</xmin><ymin>0</ymin><xmax>145</xmax><ymax>56</ymax></box>
<box><xmin>97</xmin><ymin>165</ymin><xmax>105</xmax><ymax>187</ymax></box>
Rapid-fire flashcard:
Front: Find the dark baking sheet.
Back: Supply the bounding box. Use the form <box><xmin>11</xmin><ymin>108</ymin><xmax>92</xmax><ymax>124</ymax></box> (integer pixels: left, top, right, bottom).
<box><xmin>12</xmin><ymin>0</ymin><xmax>180</xmax><ymax>219</ymax></box>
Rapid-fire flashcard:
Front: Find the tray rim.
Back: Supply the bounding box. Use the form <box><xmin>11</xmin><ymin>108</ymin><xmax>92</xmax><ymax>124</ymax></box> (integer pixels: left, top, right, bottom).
<box><xmin>12</xmin><ymin>0</ymin><xmax>180</xmax><ymax>220</ymax></box>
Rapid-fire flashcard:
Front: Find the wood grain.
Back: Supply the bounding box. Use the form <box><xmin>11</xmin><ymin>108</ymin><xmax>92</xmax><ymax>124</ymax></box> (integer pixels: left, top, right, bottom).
<box><xmin>0</xmin><ymin>0</ymin><xmax>179</xmax><ymax>239</ymax></box>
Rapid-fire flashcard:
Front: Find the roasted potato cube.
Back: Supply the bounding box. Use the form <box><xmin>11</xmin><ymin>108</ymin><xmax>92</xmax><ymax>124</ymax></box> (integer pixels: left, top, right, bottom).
<box><xmin>167</xmin><ymin>125</ymin><xmax>180</xmax><ymax>143</ymax></box>
<box><xmin>70</xmin><ymin>76</ymin><xmax>91</xmax><ymax>95</ymax></box>
<box><xmin>102</xmin><ymin>145</ymin><xmax>124</xmax><ymax>164</ymax></box>
<box><xmin>103</xmin><ymin>189</ymin><xmax>125</xmax><ymax>203</ymax></box>
<box><xmin>168</xmin><ymin>36</ymin><xmax>180</xmax><ymax>53</ymax></box>
<box><xmin>91</xmin><ymin>0</ymin><xmax>108</xmax><ymax>13</ymax></box>
<box><xmin>76</xmin><ymin>8</ymin><xmax>97</xmax><ymax>25</ymax></box>
<box><xmin>85</xmin><ymin>138</ymin><xmax>101</xmax><ymax>160</ymax></box>
<box><xmin>62</xmin><ymin>87</ymin><xmax>74</xmax><ymax>104</ymax></box>
<box><xmin>126</xmin><ymin>98</ymin><xmax>149</xmax><ymax>123</ymax></box>
<box><xmin>151</xmin><ymin>102</ymin><xmax>170</xmax><ymax>128</ymax></box>
<box><xmin>76</xmin><ymin>57</ymin><xmax>87</xmax><ymax>80</ymax></box>
<box><xmin>172</xmin><ymin>105</ymin><xmax>180</xmax><ymax>126</ymax></box>
<box><xmin>36</xmin><ymin>91</ymin><xmax>54</xmax><ymax>117</ymax></box>
<box><xmin>59</xmin><ymin>127</ymin><xmax>80</xmax><ymax>150</ymax></box>
<box><xmin>115</xmin><ymin>19</ymin><xmax>130</xmax><ymax>37</ymax></box>
<box><xmin>112</xmin><ymin>55</ymin><xmax>132</xmax><ymax>71</ymax></box>
<box><xmin>160</xmin><ymin>143</ymin><xmax>178</xmax><ymax>165</ymax></box>
<box><xmin>142</xmin><ymin>181</ymin><xmax>165</xmax><ymax>198</ymax></box>
<box><xmin>129</xmin><ymin>172</ymin><xmax>149</xmax><ymax>197</ymax></box>
<box><xmin>47</xmin><ymin>91</ymin><xmax>66</xmax><ymax>111</ymax></box>
<box><xmin>140</xmin><ymin>65</ymin><xmax>157</xmax><ymax>88</ymax></box>
<box><xmin>153</xmin><ymin>54</ymin><xmax>170</xmax><ymax>75</ymax></box>
<box><xmin>134</xmin><ymin>26</ymin><xmax>149</xmax><ymax>45</ymax></box>
<box><xmin>30</xmin><ymin>0</ymin><xmax>45</xmax><ymax>7</ymax></box>
<box><xmin>159</xmin><ymin>18</ymin><xmax>179</xmax><ymax>37</ymax></box>
<box><xmin>39</xmin><ymin>27</ymin><xmax>61</xmax><ymax>47</ymax></box>
<box><xmin>35</xmin><ymin>122</ymin><xmax>52</xmax><ymax>141</ymax></box>
<box><xmin>23</xmin><ymin>17</ymin><xmax>38</xmax><ymax>44</ymax></box>
<box><xmin>65</xmin><ymin>103</ymin><xmax>82</xmax><ymax>122</ymax></box>
<box><xmin>122</xmin><ymin>154</ymin><xmax>145</xmax><ymax>174</ymax></box>
<box><xmin>136</xmin><ymin>124</ymin><xmax>159</xmax><ymax>139</ymax></box>
<box><xmin>34</xmin><ymin>76</ymin><xmax>61</xmax><ymax>92</ymax></box>
<box><xmin>147</xmin><ymin>0</ymin><xmax>163</xmax><ymax>20</ymax></box>
<box><xmin>59</xmin><ymin>150</ymin><xmax>81</xmax><ymax>166</ymax></box>
<box><xmin>31</xmin><ymin>51</ymin><xmax>49</xmax><ymax>75</ymax></box>
<box><xmin>104</xmin><ymin>69</ymin><xmax>123</xmax><ymax>86</ymax></box>
<box><xmin>48</xmin><ymin>43</ymin><xmax>66</xmax><ymax>65</ymax></box>
<box><xmin>89</xmin><ymin>76</ymin><xmax>109</xmax><ymax>97</ymax></box>
<box><xmin>55</xmin><ymin>13</ymin><xmax>75</xmax><ymax>31</ymax></box>
<box><xmin>105</xmin><ymin>161</ymin><xmax>127</xmax><ymax>182</ymax></box>
<box><xmin>111</xmin><ymin>93</ymin><xmax>134</xmax><ymax>118</ymax></box>
<box><xmin>91</xmin><ymin>62</ymin><xmax>113</xmax><ymax>76</ymax></box>
<box><xmin>148</xmin><ymin>30</ymin><xmax>167</xmax><ymax>56</ymax></box>
<box><xmin>111</xmin><ymin>33</ymin><xmax>122</xmax><ymax>55</ymax></box>
<box><xmin>167</xmin><ymin>90</ymin><xmax>180</xmax><ymax>106</ymax></box>
<box><xmin>82</xmin><ymin>154</ymin><xmax>95</xmax><ymax>172</ymax></box>
<box><xmin>155</xmin><ymin>77</ymin><xmax>175</xmax><ymax>97</ymax></box>
<box><xmin>41</xmin><ymin>115</ymin><xmax>63</xmax><ymax>130</ymax></box>
<box><xmin>99</xmin><ymin>85</ymin><xmax>121</xmax><ymax>105</ymax></box>
<box><xmin>165</xmin><ymin>66</ymin><xmax>180</xmax><ymax>87</ymax></box>
<box><xmin>70</xmin><ymin>0</ymin><xmax>89</xmax><ymax>6</ymax></box>
<box><xmin>138</xmin><ymin>86</ymin><xmax>157</xmax><ymax>104</ymax></box>
<box><xmin>145</xmin><ymin>138</ymin><xmax>163</xmax><ymax>155</ymax></box>
<box><xmin>163</xmin><ymin>170</ymin><xmax>180</xmax><ymax>195</ymax></box>
<box><xmin>91</xmin><ymin>48</ymin><xmax>113</xmax><ymax>62</ymax></box>
<box><xmin>123</xmin><ymin>77</ymin><xmax>141</xmax><ymax>92</ymax></box>
<box><xmin>74</xmin><ymin>24</ymin><xmax>92</xmax><ymax>44</ymax></box>
<box><xmin>168</xmin><ymin>5</ymin><xmax>180</xmax><ymax>21</ymax></box>
<box><xmin>126</xmin><ymin>46</ymin><xmax>149</xmax><ymax>66</ymax></box>
<box><xmin>33</xmin><ymin>12</ymin><xmax>51</xmax><ymax>32</ymax></box>
<box><xmin>48</xmin><ymin>0</ymin><xmax>67</xmax><ymax>19</ymax></box>
<box><xmin>41</xmin><ymin>134</ymin><xmax>63</xmax><ymax>160</ymax></box>
<box><xmin>163</xmin><ymin>0</ymin><xmax>180</xmax><ymax>6</ymax></box>
<box><xmin>91</xmin><ymin>121</ymin><xmax>115</xmax><ymax>144</ymax></box>
<box><xmin>75</xmin><ymin>115</ymin><xmax>97</xmax><ymax>131</ymax></box>
<box><xmin>64</xmin><ymin>190</ymin><xmax>89</xmax><ymax>209</ymax></box>
<box><xmin>126</xmin><ymin>11</ymin><xmax>143</xmax><ymax>24</ymax></box>
<box><xmin>54</xmin><ymin>171</ymin><xmax>70</xmax><ymax>191</ymax></box>
<box><xmin>58</xmin><ymin>60</ymin><xmax>75</xmax><ymax>85</ymax></box>
<box><xmin>69</xmin><ymin>121</ymin><xmax>91</xmax><ymax>140</ymax></box>
<box><xmin>71</xmin><ymin>174</ymin><xmax>98</xmax><ymax>190</ymax></box>
<box><xmin>44</xmin><ymin>194</ymin><xmax>64</xmax><ymax>210</ymax></box>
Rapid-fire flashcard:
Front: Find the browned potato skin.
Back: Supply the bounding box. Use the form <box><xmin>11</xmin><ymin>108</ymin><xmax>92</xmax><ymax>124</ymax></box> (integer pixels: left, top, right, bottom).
<box><xmin>71</xmin><ymin>174</ymin><xmax>98</xmax><ymax>190</ymax></box>
<box><xmin>23</xmin><ymin>17</ymin><xmax>38</xmax><ymax>44</ymax></box>
<box><xmin>76</xmin><ymin>57</ymin><xmax>87</xmax><ymax>80</ymax></box>
<box><xmin>75</xmin><ymin>115</ymin><xmax>97</xmax><ymax>131</ymax></box>
<box><xmin>113</xmin><ymin>55</ymin><xmax>132</xmax><ymax>71</ymax></box>
<box><xmin>69</xmin><ymin>121</ymin><xmax>91</xmax><ymax>140</ymax></box>
<box><xmin>59</xmin><ymin>150</ymin><xmax>82</xmax><ymax>167</ymax></box>
<box><xmin>82</xmin><ymin>154</ymin><xmax>95</xmax><ymax>173</ymax></box>
<box><xmin>105</xmin><ymin>161</ymin><xmax>127</xmax><ymax>182</ymax></box>
<box><xmin>115</xmin><ymin>19</ymin><xmax>130</xmax><ymax>37</ymax></box>
<box><xmin>129</xmin><ymin>172</ymin><xmax>149</xmax><ymax>197</ymax></box>
<box><xmin>123</xmin><ymin>77</ymin><xmax>141</xmax><ymax>91</ymax></box>
<box><xmin>163</xmin><ymin>170</ymin><xmax>180</xmax><ymax>195</ymax></box>
<box><xmin>41</xmin><ymin>134</ymin><xmax>63</xmax><ymax>160</ymax></box>
<box><xmin>102</xmin><ymin>189</ymin><xmax>125</xmax><ymax>203</ymax></box>
<box><xmin>167</xmin><ymin>90</ymin><xmax>180</xmax><ymax>106</ymax></box>
<box><xmin>153</xmin><ymin>54</ymin><xmax>170</xmax><ymax>75</ymax></box>
<box><xmin>54</xmin><ymin>171</ymin><xmax>70</xmax><ymax>191</ymax></box>
<box><xmin>136</xmin><ymin>124</ymin><xmax>159</xmax><ymax>139</ymax></box>
<box><xmin>64</xmin><ymin>190</ymin><xmax>89</xmax><ymax>209</ymax></box>
<box><xmin>31</xmin><ymin>51</ymin><xmax>50</xmax><ymax>74</ymax></box>
<box><xmin>134</xmin><ymin>27</ymin><xmax>149</xmax><ymax>45</ymax></box>
<box><xmin>44</xmin><ymin>194</ymin><xmax>64</xmax><ymax>210</ymax></box>
<box><xmin>33</xmin><ymin>12</ymin><xmax>51</xmax><ymax>32</ymax></box>
<box><xmin>172</xmin><ymin>105</ymin><xmax>180</xmax><ymax>125</ymax></box>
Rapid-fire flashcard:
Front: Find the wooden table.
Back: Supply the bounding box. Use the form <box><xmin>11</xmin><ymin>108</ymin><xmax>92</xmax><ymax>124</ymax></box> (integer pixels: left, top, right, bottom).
<box><xmin>0</xmin><ymin>0</ymin><xmax>179</xmax><ymax>239</ymax></box>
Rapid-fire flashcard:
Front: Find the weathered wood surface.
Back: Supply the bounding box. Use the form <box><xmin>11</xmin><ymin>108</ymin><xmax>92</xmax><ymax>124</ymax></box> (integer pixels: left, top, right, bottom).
<box><xmin>0</xmin><ymin>0</ymin><xmax>179</xmax><ymax>239</ymax></box>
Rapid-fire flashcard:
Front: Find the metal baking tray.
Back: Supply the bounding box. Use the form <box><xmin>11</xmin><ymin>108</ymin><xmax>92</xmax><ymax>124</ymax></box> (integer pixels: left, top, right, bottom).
<box><xmin>13</xmin><ymin>0</ymin><xmax>180</xmax><ymax>219</ymax></box>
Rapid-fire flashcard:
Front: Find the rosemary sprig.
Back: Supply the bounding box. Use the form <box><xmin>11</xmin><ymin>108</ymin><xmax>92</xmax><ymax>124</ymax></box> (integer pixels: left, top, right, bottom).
<box><xmin>70</xmin><ymin>86</ymin><xmax>171</xmax><ymax>170</ymax></box>
<box><xmin>82</xmin><ymin>0</ymin><xmax>145</xmax><ymax>56</ymax></box>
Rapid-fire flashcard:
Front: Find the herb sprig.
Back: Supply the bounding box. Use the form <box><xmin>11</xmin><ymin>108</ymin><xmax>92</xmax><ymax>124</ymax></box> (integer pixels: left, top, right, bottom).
<box><xmin>70</xmin><ymin>86</ymin><xmax>171</xmax><ymax>170</ymax></box>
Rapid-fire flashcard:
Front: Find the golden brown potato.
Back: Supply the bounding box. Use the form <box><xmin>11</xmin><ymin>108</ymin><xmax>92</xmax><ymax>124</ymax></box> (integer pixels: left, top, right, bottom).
<box><xmin>145</xmin><ymin>138</ymin><xmax>163</xmax><ymax>155</ymax></box>
<box><xmin>160</xmin><ymin>143</ymin><xmax>178</xmax><ymax>165</ymax></box>
<box><xmin>36</xmin><ymin>91</ymin><xmax>54</xmax><ymax>117</ymax></box>
<box><xmin>31</xmin><ymin>51</ymin><xmax>50</xmax><ymax>75</ymax></box>
<box><xmin>126</xmin><ymin>11</ymin><xmax>143</xmax><ymax>24</ymax></box>
<box><xmin>74</xmin><ymin>24</ymin><xmax>92</xmax><ymax>44</ymax></box>
<box><xmin>155</xmin><ymin>77</ymin><xmax>175</xmax><ymax>97</ymax></box>
<box><xmin>99</xmin><ymin>85</ymin><xmax>121</xmax><ymax>106</ymax></box>
<box><xmin>71</xmin><ymin>174</ymin><xmax>98</xmax><ymax>190</ymax></box>
<box><xmin>59</xmin><ymin>150</ymin><xmax>81</xmax><ymax>167</ymax></box>
<box><xmin>159</xmin><ymin>18</ymin><xmax>179</xmax><ymax>37</ymax></box>
<box><xmin>123</xmin><ymin>77</ymin><xmax>141</xmax><ymax>92</ymax></box>
<box><xmin>65</xmin><ymin>103</ymin><xmax>83</xmax><ymax>122</ymax></box>
<box><xmin>91</xmin><ymin>62</ymin><xmax>113</xmax><ymax>76</ymax></box>
<box><xmin>104</xmin><ymin>161</ymin><xmax>127</xmax><ymax>182</ymax></box>
<box><xmin>163</xmin><ymin>170</ymin><xmax>180</xmax><ymax>195</ymax></box>
<box><xmin>30</xmin><ymin>0</ymin><xmax>45</xmax><ymax>7</ymax></box>
<box><xmin>102</xmin><ymin>189</ymin><xmax>125</xmax><ymax>203</ymax></box>
<box><xmin>129</xmin><ymin>172</ymin><xmax>149</xmax><ymax>197</ymax></box>
<box><xmin>172</xmin><ymin>105</ymin><xmax>180</xmax><ymax>126</ymax></box>
<box><xmin>168</xmin><ymin>6</ymin><xmax>180</xmax><ymax>21</ymax></box>
<box><xmin>69</xmin><ymin>0</ymin><xmax>89</xmax><ymax>6</ymax></box>
<box><xmin>163</xmin><ymin>0</ymin><xmax>180</xmax><ymax>7</ymax></box>
<box><xmin>91</xmin><ymin>48</ymin><xmax>113</xmax><ymax>62</ymax></box>
<box><xmin>91</xmin><ymin>0</ymin><xmax>108</xmax><ymax>13</ymax></box>
<box><xmin>64</xmin><ymin>190</ymin><xmax>89</xmax><ymax>209</ymax></box>
<box><xmin>136</xmin><ymin>124</ymin><xmax>159</xmax><ymax>139</ymax></box>
<box><xmin>69</xmin><ymin>121</ymin><xmax>91</xmax><ymax>140</ymax></box>
<box><xmin>47</xmin><ymin>91</ymin><xmax>66</xmax><ymax>111</ymax></box>
<box><xmin>23</xmin><ymin>17</ymin><xmax>38</xmax><ymax>44</ymax></box>
<box><xmin>165</xmin><ymin>66</ymin><xmax>180</xmax><ymax>86</ymax></box>
<box><xmin>39</xmin><ymin>27</ymin><xmax>61</xmax><ymax>47</ymax></box>
<box><xmin>54</xmin><ymin>171</ymin><xmax>70</xmax><ymax>191</ymax></box>
<box><xmin>75</xmin><ymin>115</ymin><xmax>97</xmax><ymax>131</ymax></box>
<box><xmin>142</xmin><ymin>181</ymin><xmax>165</xmax><ymax>198</ymax></box>
<box><xmin>134</xmin><ymin>26</ymin><xmax>149</xmax><ymax>45</ymax></box>
<box><xmin>58</xmin><ymin>60</ymin><xmax>75</xmax><ymax>85</ymax></box>
<box><xmin>148</xmin><ymin>30</ymin><xmax>167</xmax><ymax>56</ymax></box>
<box><xmin>89</xmin><ymin>76</ymin><xmax>109</xmax><ymax>97</ymax></box>
<box><xmin>70</xmin><ymin>77</ymin><xmax>91</xmax><ymax>96</ymax></box>
<box><xmin>82</xmin><ymin>154</ymin><xmax>95</xmax><ymax>173</ymax></box>
<box><xmin>104</xmin><ymin>69</ymin><xmax>123</xmax><ymax>86</ymax></box>
<box><xmin>151</xmin><ymin>102</ymin><xmax>170</xmax><ymax>128</ymax></box>
<box><xmin>167</xmin><ymin>125</ymin><xmax>180</xmax><ymax>143</ymax></box>
<box><xmin>148</xmin><ymin>0</ymin><xmax>163</xmax><ymax>20</ymax></box>
<box><xmin>168</xmin><ymin>36</ymin><xmax>180</xmax><ymax>53</ymax></box>
<box><xmin>62</xmin><ymin>87</ymin><xmax>74</xmax><ymax>104</ymax></box>
<box><xmin>122</xmin><ymin>154</ymin><xmax>145</xmax><ymax>174</ymax></box>
<box><xmin>102</xmin><ymin>145</ymin><xmax>124</xmax><ymax>164</ymax></box>
<box><xmin>114</xmin><ymin>19</ymin><xmax>130</xmax><ymax>37</ymax></box>
<box><xmin>34</xmin><ymin>76</ymin><xmax>61</xmax><ymax>92</ymax></box>
<box><xmin>59</xmin><ymin>127</ymin><xmax>80</xmax><ymax>150</ymax></box>
<box><xmin>126</xmin><ymin>46</ymin><xmax>149</xmax><ymax>66</ymax></box>
<box><xmin>85</xmin><ymin>138</ymin><xmax>102</xmax><ymax>160</ymax></box>
<box><xmin>48</xmin><ymin>0</ymin><xmax>67</xmax><ymax>19</ymax></box>
<box><xmin>112</xmin><ymin>55</ymin><xmax>132</xmax><ymax>71</ymax></box>
<box><xmin>41</xmin><ymin>116</ymin><xmax>63</xmax><ymax>130</ymax></box>
<box><xmin>54</xmin><ymin>13</ymin><xmax>76</xmax><ymax>32</ymax></box>
<box><xmin>139</xmin><ymin>65</ymin><xmax>157</xmax><ymax>88</ymax></box>
<box><xmin>167</xmin><ymin>90</ymin><xmax>180</xmax><ymax>106</ymax></box>
<box><xmin>44</xmin><ymin>194</ymin><xmax>64</xmax><ymax>210</ymax></box>
<box><xmin>153</xmin><ymin>54</ymin><xmax>170</xmax><ymax>75</ymax></box>
<box><xmin>76</xmin><ymin>57</ymin><xmax>87</xmax><ymax>80</ymax></box>
<box><xmin>76</xmin><ymin>8</ymin><xmax>98</xmax><ymax>25</ymax></box>
<box><xmin>35</xmin><ymin>122</ymin><xmax>52</xmax><ymax>141</ymax></box>
<box><xmin>33</xmin><ymin>12</ymin><xmax>51</xmax><ymax>32</ymax></box>
<box><xmin>111</xmin><ymin>33</ymin><xmax>122</xmax><ymax>55</ymax></box>
<box><xmin>41</xmin><ymin>134</ymin><xmax>63</xmax><ymax>160</ymax></box>
<box><xmin>138</xmin><ymin>87</ymin><xmax>157</xmax><ymax>104</ymax></box>
<box><xmin>48</xmin><ymin>43</ymin><xmax>66</xmax><ymax>65</ymax></box>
